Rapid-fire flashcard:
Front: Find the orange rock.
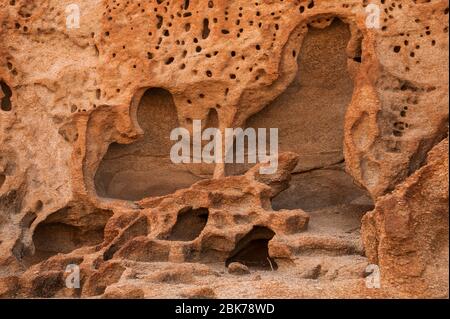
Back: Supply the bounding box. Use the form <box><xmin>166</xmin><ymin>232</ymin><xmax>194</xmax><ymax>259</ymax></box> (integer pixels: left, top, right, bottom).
<box><xmin>0</xmin><ymin>0</ymin><xmax>447</xmax><ymax>298</ymax></box>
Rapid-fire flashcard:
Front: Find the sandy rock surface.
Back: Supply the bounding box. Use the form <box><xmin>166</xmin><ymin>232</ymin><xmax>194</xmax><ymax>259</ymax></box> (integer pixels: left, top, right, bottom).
<box><xmin>0</xmin><ymin>0</ymin><xmax>448</xmax><ymax>298</ymax></box>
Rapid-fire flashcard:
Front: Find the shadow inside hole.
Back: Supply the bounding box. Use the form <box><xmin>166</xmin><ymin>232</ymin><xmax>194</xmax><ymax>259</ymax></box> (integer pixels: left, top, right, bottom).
<box><xmin>24</xmin><ymin>207</ymin><xmax>112</xmax><ymax>265</ymax></box>
<box><xmin>0</xmin><ymin>173</ymin><xmax>5</xmax><ymax>188</ymax></box>
<box><xmin>0</xmin><ymin>81</ymin><xmax>12</xmax><ymax>111</ymax></box>
<box><xmin>271</xmin><ymin>167</ymin><xmax>374</xmax><ymax>212</ymax></box>
<box><xmin>166</xmin><ymin>207</ymin><xmax>209</xmax><ymax>241</ymax></box>
<box><xmin>226</xmin><ymin>226</ymin><xmax>278</xmax><ymax>270</ymax></box>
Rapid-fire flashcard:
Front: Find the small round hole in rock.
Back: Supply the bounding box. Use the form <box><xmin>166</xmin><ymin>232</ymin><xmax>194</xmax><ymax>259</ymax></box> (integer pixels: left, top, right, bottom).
<box><xmin>1</xmin><ymin>80</ymin><xmax>12</xmax><ymax>111</ymax></box>
<box><xmin>0</xmin><ymin>173</ymin><xmax>6</xmax><ymax>189</ymax></box>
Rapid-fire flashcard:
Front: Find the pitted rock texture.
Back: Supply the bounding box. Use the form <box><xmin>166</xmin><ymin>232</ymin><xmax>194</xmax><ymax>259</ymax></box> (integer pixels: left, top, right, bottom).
<box><xmin>0</xmin><ymin>0</ymin><xmax>448</xmax><ymax>298</ymax></box>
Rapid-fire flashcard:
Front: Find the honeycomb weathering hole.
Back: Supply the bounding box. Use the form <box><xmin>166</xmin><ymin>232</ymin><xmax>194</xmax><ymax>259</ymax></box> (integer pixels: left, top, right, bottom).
<box><xmin>167</xmin><ymin>207</ymin><xmax>209</xmax><ymax>241</ymax></box>
<box><xmin>265</xmin><ymin>20</ymin><xmax>374</xmax><ymax>215</ymax></box>
<box><xmin>27</xmin><ymin>208</ymin><xmax>112</xmax><ymax>265</ymax></box>
<box><xmin>0</xmin><ymin>80</ymin><xmax>12</xmax><ymax>111</ymax></box>
<box><xmin>226</xmin><ymin>19</ymin><xmax>357</xmax><ymax>176</ymax></box>
<box><xmin>226</xmin><ymin>226</ymin><xmax>278</xmax><ymax>271</ymax></box>
<box><xmin>226</xmin><ymin>18</ymin><xmax>374</xmax><ymax>237</ymax></box>
<box><xmin>94</xmin><ymin>88</ymin><xmax>203</xmax><ymax>201</ymax></box>
<box><xmin>0</xmin><ymin>173</ymin><xmax>5</xmax><ymax>189</ymax></box>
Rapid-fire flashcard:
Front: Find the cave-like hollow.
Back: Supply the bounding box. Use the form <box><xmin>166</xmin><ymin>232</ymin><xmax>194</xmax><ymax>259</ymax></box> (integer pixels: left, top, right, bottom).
<box><xmin>226</xmin><ymin>226</ymin><xmax>278</xmax><ymax>271</ymax></box>
<box><xmin>94</xmin><ymin>88</ymin><xmax>205</xmax><ymax>201</ymax></box>
<box><xmin>228</xmin><ymin>18</ymin><xmax>374</xmax><ymax>236</ymax></box>
<box><xmin>26</xmin><ymin>207</ymin><xmax>112</xmax><ymax>265</ymax></box>
<box><xmin>166</xmin><ymin>207</ymin><xmax>209</xmax><ymax>242</ymax></box>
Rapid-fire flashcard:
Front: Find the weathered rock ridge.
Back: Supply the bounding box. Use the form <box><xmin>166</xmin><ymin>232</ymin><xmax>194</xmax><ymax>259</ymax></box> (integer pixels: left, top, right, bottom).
<box><xmin>0</xmin><ymin>0</ymin><xmax>448</xmax><ymax>298</ymax></box>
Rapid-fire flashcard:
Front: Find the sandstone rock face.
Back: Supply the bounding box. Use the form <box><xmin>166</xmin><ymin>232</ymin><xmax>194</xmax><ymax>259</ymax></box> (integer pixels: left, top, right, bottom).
<box><xmin>362</xmin><ymin>139</ymin><xmax>449</xmax><ymax>298</ymax></box>
<box><xmin>0</xmin><ymin>0</ymin><xmax>448</xmax><ymax>298</ymax></box>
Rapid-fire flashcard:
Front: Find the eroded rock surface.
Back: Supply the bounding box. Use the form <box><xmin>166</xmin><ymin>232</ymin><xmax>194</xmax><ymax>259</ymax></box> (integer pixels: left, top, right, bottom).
<box><xmin>0</xmin><ymin>0</ymin><xmax>448</xmax><ymax>298</ymax></box>
<box><xmin>362</xmin><ymin>139</ymin><xmax>449</xmax><ymax>298</ymax></box>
